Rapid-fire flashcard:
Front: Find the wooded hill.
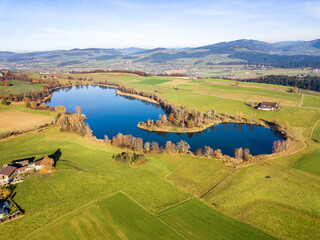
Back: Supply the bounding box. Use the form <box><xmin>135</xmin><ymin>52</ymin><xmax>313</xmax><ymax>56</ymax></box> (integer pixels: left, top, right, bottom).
<box><xmin>2</xmin><ymin>39</ymin><xmax>320</xmax><ymax>69</ymax></box>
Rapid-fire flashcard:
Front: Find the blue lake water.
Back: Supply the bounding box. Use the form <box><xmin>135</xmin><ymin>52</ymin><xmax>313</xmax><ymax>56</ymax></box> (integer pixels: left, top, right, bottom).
<box><xmin>45</xmin><ymin>85</ymin><xmax>283</xmax><ymax>156</ymax></box>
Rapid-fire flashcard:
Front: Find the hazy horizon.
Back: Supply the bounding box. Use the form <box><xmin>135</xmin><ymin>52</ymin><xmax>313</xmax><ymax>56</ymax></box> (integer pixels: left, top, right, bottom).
<box><xmin>1</xmin><ymin>38</ymin><xmax>319</xmax><ymax>54</ymax></box>
<box><xmin>1</xmin><ymin>0</ymin><xmax>320</xmax><ymax>52</ymax></box>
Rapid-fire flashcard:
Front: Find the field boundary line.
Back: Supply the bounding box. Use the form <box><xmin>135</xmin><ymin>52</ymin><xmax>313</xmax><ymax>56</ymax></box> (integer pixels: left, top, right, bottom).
<box><xmin>155</xmin><ymin>197</ymin><xmax>195</xmax><ymax>214</ymax></box>
<box><xmin>0</xmin><ymin>125</ymin><xmax>54</xmax><ymax>142</ymax></box>
<box><xmin>38</xmin><ymin>176</ymin><xmax>65</xmax><ymax>202</ymax></box>
<box><xmin>310</xmin><ymin>118</ymin><xmax>320</xmax><ymax>139</ymax></box>
<box><xmin>21</xmin><ymin>191</ymin><xmax>121</xmax><ymax>240</ymax></box>
<box><xmin>164</xmin><ymin>156</ymin><xmax>195</xmax><ymax>179</ymax></box>
<box><xmin>118</xmin><ymin>190</ymin><xmax>189</xmax><ymax>240</ymax></box>
<box><xmin>200</xmin><ymin>169</ymin><xmax>237</xmax><ymax>199</ymax></box>
<box><xmin>300</xmin><ymin>94</ymin><xmax>304</xmax><ymax>107</ymax></box>
<box><xmin>0</xmin><ymin>215</ymin><xmax>24</xmax><ymax>226</ymax></box>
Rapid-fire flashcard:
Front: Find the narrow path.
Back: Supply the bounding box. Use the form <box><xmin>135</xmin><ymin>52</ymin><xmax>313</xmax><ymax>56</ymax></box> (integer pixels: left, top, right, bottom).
<box><xmin>300</xmin><ymin>94</ymin><xmax>304</xmax><ymax>107</ymax></box>
<box><xmin>121</xmin><ymin>190</ymin><xmax>190</xmax><ymax>239</ymax></box>
<box><xmin>310</xmin><ymin>118</ymin><xmax>320</xmax><ymax>139</ymax></box>
<box><xmin>200</xmin><ymin>169</ymin><xmax>237</xmax><ymax>199</ymax></box>
<box><xmin>39</xmin><ymin>176</ymin><xmax>65</xmax><ymax>202</ymax></box>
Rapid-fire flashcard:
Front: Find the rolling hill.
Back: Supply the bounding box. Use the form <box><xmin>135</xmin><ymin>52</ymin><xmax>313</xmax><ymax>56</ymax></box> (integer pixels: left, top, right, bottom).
<box><xmin>1</xmin><ymin>38</ymin><xmax>320</xmax><ymax>70</ymax></box>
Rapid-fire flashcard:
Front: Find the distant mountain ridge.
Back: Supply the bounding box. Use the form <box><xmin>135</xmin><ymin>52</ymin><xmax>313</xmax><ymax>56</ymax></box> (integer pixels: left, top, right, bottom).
<box><xmin>1</xmin><ymin>38</ymin><xmax>320</xmax><ymax>69</ymax></box>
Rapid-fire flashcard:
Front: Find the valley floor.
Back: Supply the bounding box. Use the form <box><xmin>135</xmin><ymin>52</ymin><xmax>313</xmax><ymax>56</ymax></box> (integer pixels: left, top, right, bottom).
<box><xmin>1</xmin><ymin>73</ymin><xmax>320</xmax><ymax>239</ymax></box>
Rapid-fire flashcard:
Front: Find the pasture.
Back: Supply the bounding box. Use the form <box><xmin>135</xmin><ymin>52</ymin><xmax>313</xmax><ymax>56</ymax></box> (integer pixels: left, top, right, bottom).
<box><xmin>293</xmin><ymin>148</ymin><xmax>320</xmax><ymax>176</ymax></box>
<box><xmin>0</xmin><ymin>80</ymin><xmax>43</xmax><ymax>95</ymax></box>
<box><xmin>27</xmin><ymin>192</ymin><xmax>185</xmax><ymax>240</ymax></box>
<box><xmin>313</xmin><ymin>121</ymin><xmax>320</xmax><ymax>140</ymax></box>
<box><xmin>167</xmin><ymin>157</ymin><xmax>233</xmax><ymax>197</ymax></box>
<box><xmin>157</xmin><ymin>198</ymin><xmax>276</xmax><ymax>240</ymax></box>
<box><xmin>0</xmin><ymin>72</ymin><xmax>319</xmax><ymax>239</ymax></box>
<box><xmin>302</xmin><ymin>94</ymin><xmax>320</xmax><ymax>108</ymax></box>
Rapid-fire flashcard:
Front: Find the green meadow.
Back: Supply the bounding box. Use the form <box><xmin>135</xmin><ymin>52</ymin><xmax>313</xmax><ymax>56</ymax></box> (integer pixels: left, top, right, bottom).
<box><xmin>0</xmin><ymin>72</ymin><xmax>319</xmax><ymax>239</ymax></box>
<box><xmin>0</xmin><ymin>80</ymin><xmax>43</xmax><ymax>95</ymax></box>
<box><xmin>157</xmin><ymin>198</ymin><xmax>276</xmax><ymax>240</ymax></box>
<box><xmin>293</xmin><ymin>148</ymin><xmax>320</xmax><ymax>176</ymax></box>
<box><xmin>27</xmin><ymin>192</ymin><xmax>185</xmax><ymax>240</ymax></box>
<box><xmin>312</xmin><ymin>121</ymin><xmax>320</xmax><ymax>140</ymax></box>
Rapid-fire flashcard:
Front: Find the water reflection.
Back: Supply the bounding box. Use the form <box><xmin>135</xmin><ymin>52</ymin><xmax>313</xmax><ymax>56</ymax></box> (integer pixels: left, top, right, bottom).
<box><xmin>45</xmin><ymin>85</ymin><xmax>283</xmax><ymax>156</ymax></box>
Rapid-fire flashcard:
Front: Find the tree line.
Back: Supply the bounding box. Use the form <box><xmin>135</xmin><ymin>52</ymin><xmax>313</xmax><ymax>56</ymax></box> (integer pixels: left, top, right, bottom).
<box><xmin>238</xmin><ymin>75</ymin><xmax>320</xmax><ymax>92</ymax></box>
<box><xmin>230</xmin><ymin>51</ymin><xmax>320</xmax><ymax>68</ymax></box>
<box><xmin>56</xmin><ymin>106</ymin><xmax>92</xmax><ymax>136</ymax></box>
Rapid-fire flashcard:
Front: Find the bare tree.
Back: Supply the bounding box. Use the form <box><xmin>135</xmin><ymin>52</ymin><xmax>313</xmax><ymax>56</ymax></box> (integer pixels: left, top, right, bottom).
<box><xmin>204</xmin><ymin>146</ymin><xmax>214</xmax><ymax>158</ymax></box>
<box><xmin>144</xmin><ymin>142</ymin><xmax>151</xmax><ymax>153</ymax></box>
<box><xmin>176</xmin><ymin>140</ymin><xmax>190</xmax><ymax>153</ymax></box>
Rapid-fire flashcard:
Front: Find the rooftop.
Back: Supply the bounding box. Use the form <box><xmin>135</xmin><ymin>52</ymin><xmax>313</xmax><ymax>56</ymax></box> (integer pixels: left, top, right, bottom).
<box><xmin>0</xmin><ymin>166</ymin><xmax>17</xmax><ymax>177</ymax></box>
<box><xmin>259</xmin><ymin>102</ymin><xmax>278</xmax><ymax>108</ymax></box>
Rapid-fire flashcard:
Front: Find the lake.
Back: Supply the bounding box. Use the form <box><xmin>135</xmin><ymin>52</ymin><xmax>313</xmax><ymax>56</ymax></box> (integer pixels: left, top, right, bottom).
<box><xmin>45</xmin><ymin>85</ymin><xmax>283</xmax><ymax>156</ymax></box>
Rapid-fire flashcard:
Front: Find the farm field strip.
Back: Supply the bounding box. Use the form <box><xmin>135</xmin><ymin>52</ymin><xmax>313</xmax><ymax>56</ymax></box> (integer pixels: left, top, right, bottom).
<box><xmin>25</xmin><ymin>192</ymin><xmax>185</xmax><ymax>240</ymax></box>
<box><xmin>0</xmin><ymin>80</ymin><xmax>43</xmax><ymax>95</ymax></box>
<box><xmin>157</xmin><ymin>198</ymin><xmax>276</xmax><ymax>240</ymax></box>
<box><xmin>0</xmin><ymin>111</ymin><xmax>53</xmax><ymax>134</ymax></box>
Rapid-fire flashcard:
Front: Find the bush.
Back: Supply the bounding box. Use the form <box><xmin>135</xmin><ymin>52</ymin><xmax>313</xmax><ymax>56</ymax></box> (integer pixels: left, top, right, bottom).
<box><xmin>113</xmin><ymin>152</ymin><xmax>147</xmax><ymax>165</ymax></box>
<box><xmin>1</xmin><ymin>98</ymin><xmax>8</xmax><ymax>105</ymax></box>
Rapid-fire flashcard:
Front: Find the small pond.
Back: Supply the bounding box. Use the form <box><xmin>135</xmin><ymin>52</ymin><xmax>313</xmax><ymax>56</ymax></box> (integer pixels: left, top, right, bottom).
<box><xmin>45</xmin><ymin>85</ymin><xmax>283</xmax><ymax>156</ymax></box>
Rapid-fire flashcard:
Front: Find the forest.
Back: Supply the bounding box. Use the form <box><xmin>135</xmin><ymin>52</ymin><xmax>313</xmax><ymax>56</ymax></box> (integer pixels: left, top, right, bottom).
<box><xmin>230</xmin><ymin>52</ymin><xmax>320</xmax><ymax>68</ymax></box>
<box><xmin>238</xmin><ymin>75</ymin><xmax>320</xmax><ymax>91</ymax></box>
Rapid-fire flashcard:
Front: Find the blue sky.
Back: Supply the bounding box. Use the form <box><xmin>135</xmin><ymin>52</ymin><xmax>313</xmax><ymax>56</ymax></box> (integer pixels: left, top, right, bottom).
<box><xmin>0</xmin><ymin>0</ymin><xmax>320</xmax><ymax>52</ymax></box>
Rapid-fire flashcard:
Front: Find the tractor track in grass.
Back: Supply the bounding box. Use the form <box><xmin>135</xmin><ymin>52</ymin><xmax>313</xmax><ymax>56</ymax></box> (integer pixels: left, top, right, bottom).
<box><xmin>199</xmin><ymin>169</ymin><xmax>237</xmax><ymax>199</ymax></box>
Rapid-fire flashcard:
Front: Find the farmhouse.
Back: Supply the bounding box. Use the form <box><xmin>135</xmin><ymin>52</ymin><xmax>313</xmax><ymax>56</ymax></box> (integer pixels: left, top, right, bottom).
<box><xmin>0</xmin><ymin>166</ymin><xmax>17</xmax><ymax>183</ymax></box>
<box><xmin>257</xmin><ymin>102</ymin><xmax>278</xmax><ymax>111</ymax></box>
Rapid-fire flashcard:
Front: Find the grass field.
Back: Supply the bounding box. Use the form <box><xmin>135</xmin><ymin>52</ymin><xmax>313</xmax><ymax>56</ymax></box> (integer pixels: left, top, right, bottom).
<box><xmin>302</xmin><ymin>94</ymin><xmax>320</xmax><ymax>108</ymax></box>
<box><xmin>0</xmin><ymin>80</ymin><xmax>43</xmax><ymax>95</ymax></box>
<box><xmin>293</xmin><ymin>148</ymin><xmax>320</xmax><ymax>176</ymax></box>
<box><xmin>202</xmin><ymin>153</ymin><xmax>320</xmax><ymax>240</ymax></box>
<box><xmin>167</xmin><ymin>157</ymin><xmax>233</xmax><ymax>197</ymax></box>
<box><xmin>0</xmin><ymin>127</ymin><xmax>191</xmax><ymax>240</ymax></box>
<box><xmin>312</xmin><ymin>121</ymin><xmax>320</xmax><ymax>140</ymax></box>
<box><xmin>0</xmin><ymin>72</ymin><xmax>319</xmax><ymax>239</ymax></box>
<box><xmin>27</xmin><ymin>192</ymin><xmax>185</xmax><ymax>240</ymax></box>
<box><xmin>0</xmin><ymin>127</ymin><xmax>278</xmax><ymax>240</ymax></box>
<box><xmin>157</xmin><ymin>198</ymin><xmax>276</xmax><ymax>240</ymax></box>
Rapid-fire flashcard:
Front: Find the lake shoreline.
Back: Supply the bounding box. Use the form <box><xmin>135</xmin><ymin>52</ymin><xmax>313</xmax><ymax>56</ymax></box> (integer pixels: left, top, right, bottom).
<box><xmin>137</xmin><ymin>119</ymin><xmax>271</xmax><ymax>134</ymax></box>
<box><xmin>115</xmin><ymin>89</ymin><xmax>159</xmax><ymax>104</ymax></box>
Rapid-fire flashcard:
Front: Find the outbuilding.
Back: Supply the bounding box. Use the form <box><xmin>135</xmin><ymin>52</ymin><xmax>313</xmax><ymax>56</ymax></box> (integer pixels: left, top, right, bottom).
<box><xmin>257</xmin><ymin>102</ymin><xmax>278</xmax><ymax>111</ymax></box>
